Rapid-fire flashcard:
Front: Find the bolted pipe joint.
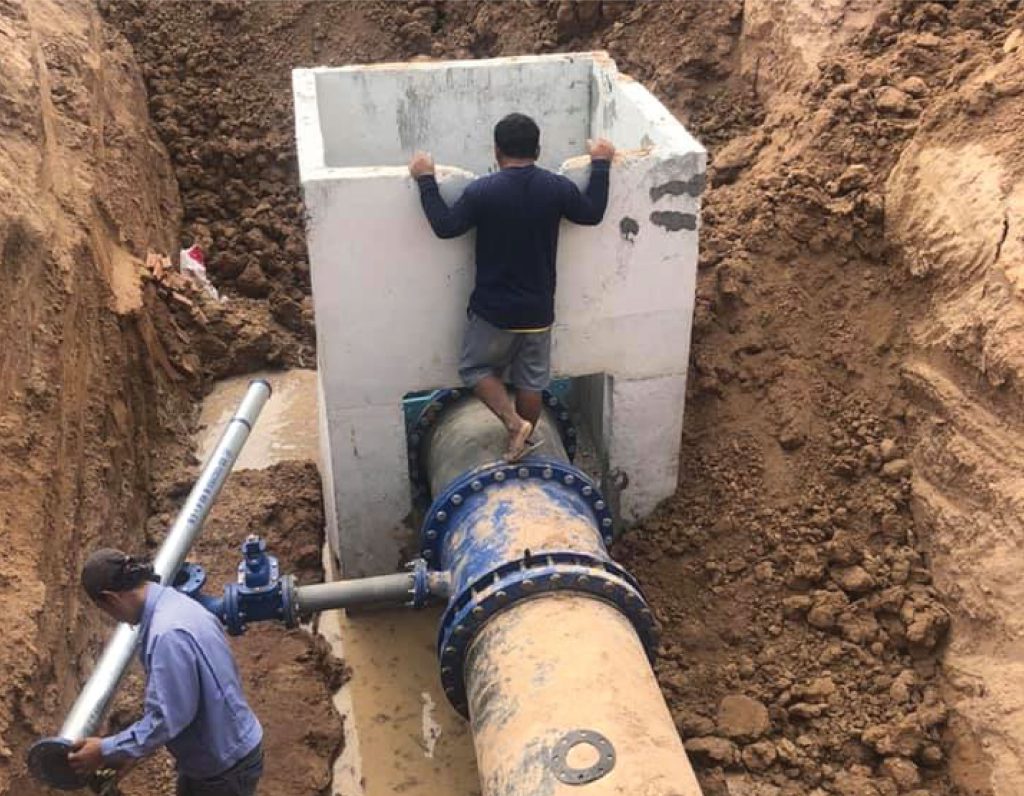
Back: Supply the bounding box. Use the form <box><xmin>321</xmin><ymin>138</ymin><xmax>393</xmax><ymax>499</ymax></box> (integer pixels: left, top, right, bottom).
<box><xmin>419</xmin><ymin>394</ymin><xmax>704</xmax><ymax>794</ymax></box>
<box><xmin>420</xmin><ymin>455</ymin><xmax>649</xmax><ymax>715</ymax></box>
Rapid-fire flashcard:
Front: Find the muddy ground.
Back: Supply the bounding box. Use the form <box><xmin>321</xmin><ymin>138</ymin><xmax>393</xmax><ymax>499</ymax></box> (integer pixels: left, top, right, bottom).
<box><xmin>2</xmin><ymin>1</ymin><xmax>1023</xmax><ymax>795</ymax></box>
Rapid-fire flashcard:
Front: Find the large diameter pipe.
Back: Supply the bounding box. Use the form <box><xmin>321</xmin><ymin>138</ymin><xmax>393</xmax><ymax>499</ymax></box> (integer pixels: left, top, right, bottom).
<box><xmin>28</xmin><ymin>380</ymin><xmax>271</xmax><ymax>790</ymax></box>
<box><xmin>467</xmin><ymin>594</ymin><xmax>703</xmax><ymax>796</ymax></box>
<box><xmin>422</xmin><ymin>394</ymin><xmax>703</xmax><ymax>794</ymax></box>
<box><xmin>426</xmin><ymin>396</ymin><xmax>567</xmax><ymax>497</ymax></box>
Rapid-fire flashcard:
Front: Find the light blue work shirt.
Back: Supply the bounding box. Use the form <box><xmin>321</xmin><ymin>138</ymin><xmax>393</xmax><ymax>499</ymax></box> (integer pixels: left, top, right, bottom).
<box><xmin>100</xmin><ymin>584</ymin><xmax>262</xmax><ymax>778</ymax></box>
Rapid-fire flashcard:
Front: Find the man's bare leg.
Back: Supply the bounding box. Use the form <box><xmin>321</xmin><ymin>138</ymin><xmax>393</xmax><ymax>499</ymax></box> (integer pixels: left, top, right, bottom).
<box><xmin>473</xmin><ymin>375</ymin><xmax>532</xmax><ymax>459</ymax></box>
<box><xmin>515</xmin><ymin>390</ymin><xmax>542</xmax><ymax>431</ymax></box>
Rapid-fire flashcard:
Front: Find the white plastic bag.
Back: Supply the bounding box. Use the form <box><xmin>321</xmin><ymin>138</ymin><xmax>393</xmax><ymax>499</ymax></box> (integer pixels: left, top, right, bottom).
<box><xmin>179</xmin><ymin>244</ymin><xmax>221</xmax><ymax>301</ymax></box>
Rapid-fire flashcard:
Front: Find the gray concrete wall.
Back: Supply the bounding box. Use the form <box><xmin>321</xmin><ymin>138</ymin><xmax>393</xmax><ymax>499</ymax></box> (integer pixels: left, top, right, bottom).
<box><xmin>315</xmin><ymin>56</ymin><xmax>592</xmax><ymax>175</ymax></box>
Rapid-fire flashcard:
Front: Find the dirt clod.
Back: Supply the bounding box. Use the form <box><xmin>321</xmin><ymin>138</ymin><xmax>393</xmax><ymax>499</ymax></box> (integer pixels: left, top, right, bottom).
<box><xmin>880</xmin><ymin>756</ymin><xmax>922</xmax><ymax>791</ymax></box>
<box><xmin>717</xmin><ymin>694</ymin><xmax>772</xmax><ymax>741</ymax></box>
<box><xmin>741</xmin><ymin>740</ymin><xmax>778</xmax><ymax>772</ymax></box>
<box><xmin>684</xmin><ymin>736</ymin><xmax>741</xmax><ymax>768</ymax></box>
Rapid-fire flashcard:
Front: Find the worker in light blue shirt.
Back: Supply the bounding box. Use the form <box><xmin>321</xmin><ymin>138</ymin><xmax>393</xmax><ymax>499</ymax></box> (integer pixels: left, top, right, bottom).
<box><xmin>67</xmin><ymin>549</ymin><xmax>263</xmax><ymax>796</ymax></box>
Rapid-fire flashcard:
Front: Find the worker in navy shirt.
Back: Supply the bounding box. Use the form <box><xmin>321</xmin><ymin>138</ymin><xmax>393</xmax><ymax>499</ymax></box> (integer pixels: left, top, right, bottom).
<box><xmin>411</xmin><ymin>113</ymin><xmax>614</xmax><ymax>460</ymax></box>
<box><xmin>67</xmin><ymin>549</ymin><xmax>263</xmax><ymax>796</ymax></box>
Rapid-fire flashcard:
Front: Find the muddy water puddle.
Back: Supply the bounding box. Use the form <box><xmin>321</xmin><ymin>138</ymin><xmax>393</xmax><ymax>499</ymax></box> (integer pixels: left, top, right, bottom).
<box><xmin>317</xmin><ymin>602</ymin><xmax>480</xmax><ymax>796</ymax></box>
<box><xmin>194</xmin><ymin>369</ymin><xmax>319</xmax><ymax>469</ymax></box>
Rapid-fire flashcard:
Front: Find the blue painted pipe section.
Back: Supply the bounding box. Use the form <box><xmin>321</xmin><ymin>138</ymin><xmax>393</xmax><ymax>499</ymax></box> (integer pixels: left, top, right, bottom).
<box><xmin>419</xmin><ymin>455</ymin><xmax>657</xmax><ymax>715</ymax></box>
<box><xmin>194</xmin><ymin>593</ymin><xmax>225</xmax><ymax>620</ymax></box>
<box><xmin>435</xmin><ymin>463</ymin><xmax>608</xmax><ymax>597</ymax></box>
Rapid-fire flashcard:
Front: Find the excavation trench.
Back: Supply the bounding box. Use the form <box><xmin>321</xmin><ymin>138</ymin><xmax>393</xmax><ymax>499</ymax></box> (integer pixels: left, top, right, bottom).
<box><xmin>6</xmin><ymin>2</ymin><xmax>1024</xmax><ymax>796</ymax></box>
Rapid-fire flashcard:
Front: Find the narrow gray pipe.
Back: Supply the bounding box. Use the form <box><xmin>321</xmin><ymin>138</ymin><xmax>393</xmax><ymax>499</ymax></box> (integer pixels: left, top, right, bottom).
<box><xmin>59</xmin><ymin>380</ymin><xmax>272</xmax><ymax>742</ymax></box>
<box><xmin>295</xmin><ymin>572</ymin><xmax>415</xmax><ymax>614</ymax></box>
<box><xmin>426</xmin><ymin>396</ymin><xmax>567</xmax><ymax>497</ymax></box>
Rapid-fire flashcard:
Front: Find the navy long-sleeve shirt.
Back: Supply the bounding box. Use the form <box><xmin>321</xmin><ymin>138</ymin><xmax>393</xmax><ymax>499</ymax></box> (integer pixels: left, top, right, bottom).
<box><xmin>416</xmin><ymin>160</ymin><xmax>610</xmax><ymax>330</ymax></box>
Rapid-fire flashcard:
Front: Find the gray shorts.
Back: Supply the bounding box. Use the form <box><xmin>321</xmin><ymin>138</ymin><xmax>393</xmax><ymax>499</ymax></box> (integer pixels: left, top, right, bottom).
<box><xmin>459</xmin><ymin>311</ymin><xmax>551</xmax><ymax>392</ymax></box>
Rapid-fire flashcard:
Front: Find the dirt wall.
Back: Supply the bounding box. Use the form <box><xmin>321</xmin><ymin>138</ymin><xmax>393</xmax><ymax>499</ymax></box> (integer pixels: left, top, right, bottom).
<box><xmin>886</xmin><ymin>26</ymin><xmax>1024</xmax><ymax>794</ymax></box>
<box><xmin>0</xmin><ymin>0</ymin><xmax>182</xmax><ymax>791</ymax></box>
<box><xmin>0</xmin><ymin>1</ymin><xmax>343</xmax><ymax>792</ymax></box>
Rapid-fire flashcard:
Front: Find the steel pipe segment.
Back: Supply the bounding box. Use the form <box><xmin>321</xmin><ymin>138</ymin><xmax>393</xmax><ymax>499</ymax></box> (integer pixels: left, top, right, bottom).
<box><xmin>294</xmin><ymin>571</ymin><xmax>416</xmax><ymax>615</ymax></box>
<box><xmin>27</xmin><ymin>380</ymin><xmax>272</xmax><ymax>791</ymax></box>
<box><xmin>420</xmin><ymin>394</ymin><xmax>702</xmax><ymax>795</ymax></box>
<box><xmin>407</xmin><ymin>387</ymin><xmax>577</xmax><ymax>507</ymax></box>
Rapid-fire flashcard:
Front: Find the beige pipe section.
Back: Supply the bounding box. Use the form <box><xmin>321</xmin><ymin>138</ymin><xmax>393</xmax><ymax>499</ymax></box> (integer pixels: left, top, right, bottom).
<box><xmin>465</xmin><ymin>594</ymin><xmax>703</xmax><ymax>796</ymax></box>
<box><xmin>426</xmin><ymin>395</ymin><xmax>568</xmax><ymax>497</ymax></box>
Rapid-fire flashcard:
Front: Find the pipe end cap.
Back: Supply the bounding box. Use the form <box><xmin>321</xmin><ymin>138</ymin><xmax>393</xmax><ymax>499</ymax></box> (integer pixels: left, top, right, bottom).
<box><xmin>27</xmin><ymin>737</ymin><xmax>89</xmax><ymax>790</ymax></box>
<box><xmin>250</xmin><ymin>378</ymin><xmax>273</xmax><ymax>396</ymax></box>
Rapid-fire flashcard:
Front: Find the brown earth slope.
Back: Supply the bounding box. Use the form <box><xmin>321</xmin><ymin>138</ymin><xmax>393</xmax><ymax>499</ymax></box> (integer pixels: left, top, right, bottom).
<box><xmin>887</xmin><ymin>23</ymin><xmax>1024</xmax><ymax>794</ymax></box>
<box><xmin>0</xmin><ymin>0</ymin><xmax>180</xmax><ymax>791</ymax></box>
<box><xmin>0</xmin><ymin>1</ymin><xmax>343</xmax><ymax>793</ymax></box>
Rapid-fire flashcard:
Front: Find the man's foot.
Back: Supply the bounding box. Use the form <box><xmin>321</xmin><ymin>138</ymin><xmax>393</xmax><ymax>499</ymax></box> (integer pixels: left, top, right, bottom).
<box><xmin>505</xmin><ymin>419</ymin><xmax>534</xmax><ymax>462</ymax></box>
<box><xmin>503</xmin><ymin>434</ymin><xmax>544</xmax><ymax>458</ymax></box>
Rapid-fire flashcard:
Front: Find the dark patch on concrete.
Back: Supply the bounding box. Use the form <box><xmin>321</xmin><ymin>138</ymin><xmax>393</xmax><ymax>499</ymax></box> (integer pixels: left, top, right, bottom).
<box><xmin>619</xmin><ymin>216</ymin><xmax>639</xmax><ymax>243</ymax></box>
<box><xmin>649</xmin><ymin>173</ymin><xmax>706</xmax><ymax>202</ymax></box>
<box><xmin>649</xmin><ymin>211</ymin><xmax>697</xmax><ymax>232</ymax></box>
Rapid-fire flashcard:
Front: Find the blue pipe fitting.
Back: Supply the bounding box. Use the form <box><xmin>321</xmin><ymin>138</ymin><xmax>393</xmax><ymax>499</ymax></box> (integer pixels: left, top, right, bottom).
<box><xmin>406</xmin><ymin>387</ymin><xmax>578</xmax><ymax>508</ymax></box>
<box><xmin>222</xmin><ymin>535</ymin><xmax>297</xmax><ymax>636</ymax></box>
<box><xmin>409</xmin><ymin>558</ymin><xmax>432</xmax><ymax>608</ymax></box>
<box><xmin>420</xmin><ymin>456</ymin><xmax>654</xmax><ymax>715</ymax></box>
<box><xmin>419</xmin><ymin>458</ymin><xmax>615</xmax><ymax>564</ymax></box>
<box><xmin>541</xmin><ymin>390</ymin><xmax>579</xmax><ymax>461</ymax></box>
<box><xmin>240</xmin><ymin>536</ymin><xmax>273</xmax><ymax>587</ymax></box>
<box><xmin>438</xmin><ymin>551</ymin><xmax>658</xmax><ymax>715</ymax></box>
<box><xmin>174</xmin><ymin>536</ymin><xmax>298</xmax><ymax>635</ymax></box>
<box><xmin>172</xmin><ymin>562</ymin><xmax>208</xmax><ymax>599</ymax></box>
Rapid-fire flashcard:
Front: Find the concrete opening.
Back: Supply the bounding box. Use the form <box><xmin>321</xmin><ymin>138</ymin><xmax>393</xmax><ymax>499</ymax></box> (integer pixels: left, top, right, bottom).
<box><xmin>313</xmin><ymin>57</ymin><xmax>595</xmax><ymax>173</ymax></box>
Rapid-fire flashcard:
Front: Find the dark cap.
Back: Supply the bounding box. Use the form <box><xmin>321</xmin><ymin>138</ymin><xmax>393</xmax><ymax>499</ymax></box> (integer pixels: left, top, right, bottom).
<box><xmin>81</xmin><ymin>548</ymin><xmax>157</xmax><ymax>600</ymax></box>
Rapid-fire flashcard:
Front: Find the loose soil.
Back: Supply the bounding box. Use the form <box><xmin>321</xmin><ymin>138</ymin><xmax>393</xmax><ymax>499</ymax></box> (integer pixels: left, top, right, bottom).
<box><xmin>2</xmin><ymin>2</ymin><xmax>1023</xmax><ymax>796</ymax></box>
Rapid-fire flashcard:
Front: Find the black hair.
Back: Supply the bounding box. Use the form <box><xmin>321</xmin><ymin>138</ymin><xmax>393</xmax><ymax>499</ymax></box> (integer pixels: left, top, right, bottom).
<box><xmin>494</xmin><ymin>113</ymin><xmax>540</xmax><ymax>159</ymax></box>
<box><xmin>82</xmin><ymin>549</ymin><xmax>159</xmax><ymax>600</ymax></box>
<box><xmin>114</xmin><ymin>556</ymin><xmax>158</xmax><ymax>591</ymax></box>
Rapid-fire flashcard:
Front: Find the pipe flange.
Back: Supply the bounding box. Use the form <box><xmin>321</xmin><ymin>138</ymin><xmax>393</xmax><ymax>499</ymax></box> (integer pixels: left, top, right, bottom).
<box><xmin>280</xmin><ymin>574</ymin><xmax>298</xmax><ymax>628</ymax></box>
<box><xmin>407</xmin><ymin>388</ymin><xmax>466</xmax><ymax>508</ymax></box>
<box><xmin>541</xmin><ymin>389</ymin><xmax>578</xmax><ymax>461</ymax></box>
<box><xmin>172</xmin><ymin>562</ymin><xmax>207</xmax><ymax>599</ymax></box>
<box><xmin>419</xmin><ymin>458</ymin><xmax>615</xmax><ymax>565</ymax></box>
<box><xmin>551</xmin><ymin>729</ymin><xmax>616</xmax><ymax>785</ymax></box>
<box><xmin>26</xmin><ymin>737</ymin><xmax>85</xmax><ymax>790</ymax></box>
<box><xmin>437</xmin><ymin>551</ymin><xmax>659</xmax><ymax>716</ymax></box>
<box><xmin>406</xmin><ymin>388</ymin><xmax>578</xmax><ymax>509</ymax></box>
<box><xmin>409</xmin><ymin>559</ymin><xmax>431</xmax><ymax>608</ymax></box>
